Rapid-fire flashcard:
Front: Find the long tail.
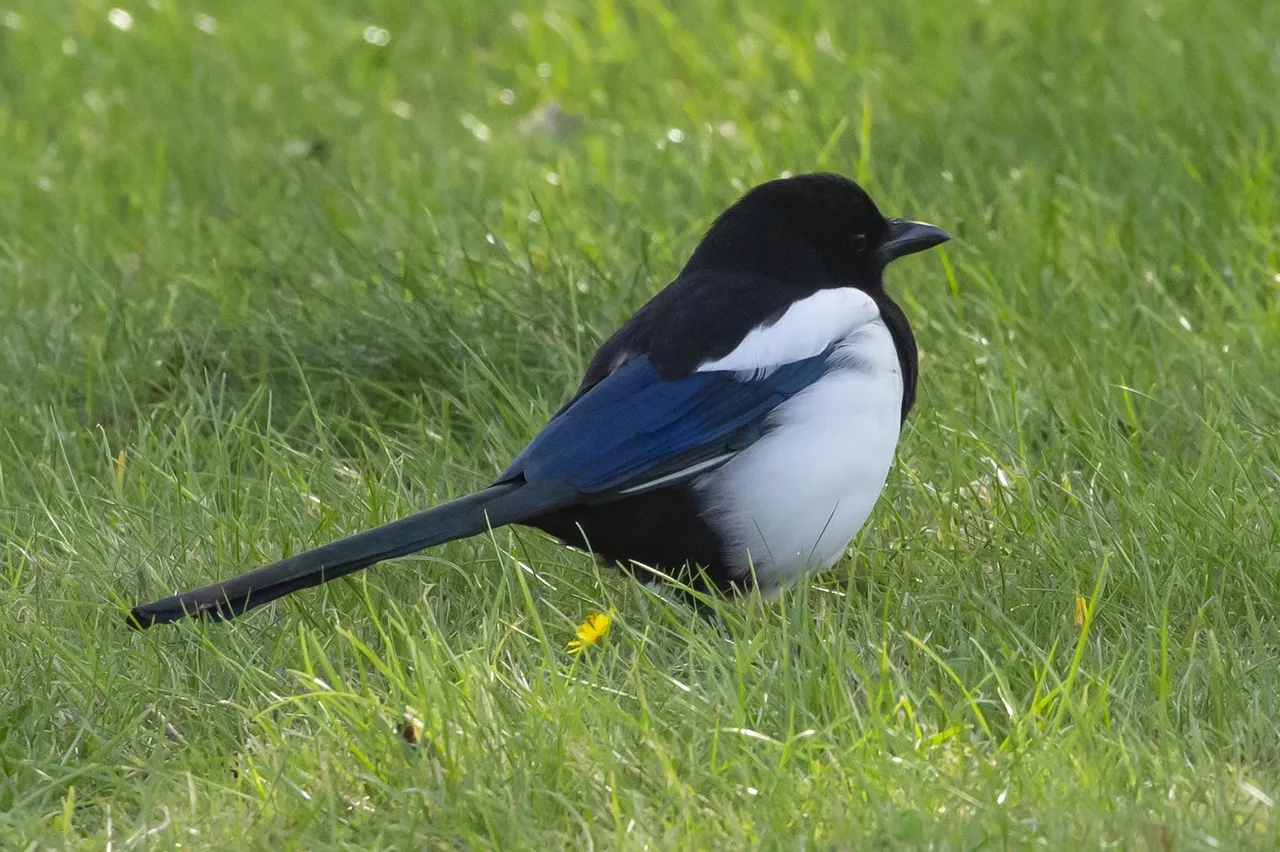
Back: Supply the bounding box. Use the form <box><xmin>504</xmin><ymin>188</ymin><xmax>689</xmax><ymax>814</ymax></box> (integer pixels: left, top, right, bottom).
<box><xmin>128</xmin><ymin>481</ymin><xmax>555</xmax><ymax>629</ymax></box>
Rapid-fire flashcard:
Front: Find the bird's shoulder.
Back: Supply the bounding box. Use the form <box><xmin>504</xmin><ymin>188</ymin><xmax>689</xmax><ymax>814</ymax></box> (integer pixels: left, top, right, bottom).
<box><xmin>579</xmin><ymin>270</ymin><xmax>814</xmax><ymax>389</ymax></box>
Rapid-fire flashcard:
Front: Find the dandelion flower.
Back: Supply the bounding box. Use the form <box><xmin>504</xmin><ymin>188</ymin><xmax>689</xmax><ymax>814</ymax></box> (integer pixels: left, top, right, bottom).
<box><xmin>568</xmin><ymin>612</ymin><xmax>612</xmax><ymax>654</ymax></box>
<box><xmin>1074</xmin><ymin>596</ymin><xmax>1088</xmax><ymax>629</ymax></box>
<box><xmin>396</xmin><ymin>706</ymin><xmax>425</xmax><ymax>745</ymax></box>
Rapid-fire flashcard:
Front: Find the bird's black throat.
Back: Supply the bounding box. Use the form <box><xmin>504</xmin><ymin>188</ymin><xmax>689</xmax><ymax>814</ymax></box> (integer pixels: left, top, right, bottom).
<box><xmin>870</xmin><ymin>291</ymin><xmax>919</xmax><ymax>423</ymax></box>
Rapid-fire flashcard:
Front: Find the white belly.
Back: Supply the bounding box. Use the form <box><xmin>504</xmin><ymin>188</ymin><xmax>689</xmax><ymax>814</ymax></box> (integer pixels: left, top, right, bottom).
<box><xmin>696</xmin><ymin>318</ymin><xmax>903</xmax><ymax>591</ymax></box>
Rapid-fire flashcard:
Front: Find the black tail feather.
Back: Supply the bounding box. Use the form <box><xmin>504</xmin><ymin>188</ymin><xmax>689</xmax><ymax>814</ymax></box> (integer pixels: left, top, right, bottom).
<box><xmin>128</xmin><ymin>481</ymin><xmax>553</xmax><ymax>628</ymax></box>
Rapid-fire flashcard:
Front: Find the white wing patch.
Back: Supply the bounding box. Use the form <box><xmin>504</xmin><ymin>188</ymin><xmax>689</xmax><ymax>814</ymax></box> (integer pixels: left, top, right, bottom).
<box><xmin>615</xmin><ymin>453</ymin><xmax>737</xmax><ymax>496</ymax></box>
<box><xmin>607</xmin><ymin>348</ymin><xmax>638</xmax><ymax>374</ymax></box>
<box><xmin>696</xmin><ymin>288</ymin><xmax>882</xmax><ymax>377</ymax></box>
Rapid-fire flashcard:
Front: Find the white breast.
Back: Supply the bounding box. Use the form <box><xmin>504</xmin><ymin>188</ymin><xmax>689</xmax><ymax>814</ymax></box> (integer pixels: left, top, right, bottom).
<box><xmin>695</xmin><ymin>289</ymin><xmax>904</xmax><ymax>592</ymax></box>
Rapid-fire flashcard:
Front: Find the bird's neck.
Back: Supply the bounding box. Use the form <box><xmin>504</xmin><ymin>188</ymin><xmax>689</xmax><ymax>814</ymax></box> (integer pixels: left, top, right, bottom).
<box><xmin>871</xmin><ymin>293</ymin><xmax>918</xmax><ymax>423</ymax></box>
<box><xmin>683</xmin><ymin>221</ymin><xmax>830</xmax><ymax>283</ymax></box>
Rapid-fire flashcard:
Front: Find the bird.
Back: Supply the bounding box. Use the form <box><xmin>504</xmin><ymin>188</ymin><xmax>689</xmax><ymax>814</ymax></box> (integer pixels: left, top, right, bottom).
<box><xmin>128</xmin><ymin>173</ymin><xmax>949</xmax><ymax>628</ymax></box>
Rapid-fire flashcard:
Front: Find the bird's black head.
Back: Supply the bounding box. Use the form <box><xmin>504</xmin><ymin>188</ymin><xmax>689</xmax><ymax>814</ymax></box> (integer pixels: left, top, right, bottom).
<box><xmin>683</xmin><ymin>172</ymin><xmax>950</xmax><ymax>290</ymax></box>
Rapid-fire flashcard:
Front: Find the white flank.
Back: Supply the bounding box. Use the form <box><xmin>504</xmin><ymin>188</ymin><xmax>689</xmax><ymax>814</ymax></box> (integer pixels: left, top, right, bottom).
<box><xmin>696</xmin><ymin>309</ymin><xmax>904</xmax><ymax>591</ymax></box>
<box><xmin>697</xmin><ymin>287</ymin><xmax>883</xmax><ymax>377</ymax></box>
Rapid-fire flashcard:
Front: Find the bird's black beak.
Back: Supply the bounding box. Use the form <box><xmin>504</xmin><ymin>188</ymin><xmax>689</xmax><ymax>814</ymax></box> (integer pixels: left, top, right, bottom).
<box><xmin>878</xmin><ymin>218</ymin><xmax>951</xmax><ymax>265</ymax></box>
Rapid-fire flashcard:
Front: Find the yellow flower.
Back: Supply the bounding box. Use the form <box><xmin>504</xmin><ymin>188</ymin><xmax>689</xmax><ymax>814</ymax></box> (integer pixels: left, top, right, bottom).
<box><xmin>1074</xmin><ymin>595</ymin><xmax>1088</xmax><ymax>629</ymax></box>
<box><xmin>568</xmin><ymin>611</ymin><xmax>613</xmax><ymax>654</ymax></box>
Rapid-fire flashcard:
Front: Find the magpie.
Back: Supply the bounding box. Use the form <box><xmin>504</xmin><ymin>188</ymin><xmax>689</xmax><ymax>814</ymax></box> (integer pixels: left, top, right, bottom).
<box><xmin>128</xmin><ymin>173</ymin><xmax>949</xmax><ymax>628</ymax></box>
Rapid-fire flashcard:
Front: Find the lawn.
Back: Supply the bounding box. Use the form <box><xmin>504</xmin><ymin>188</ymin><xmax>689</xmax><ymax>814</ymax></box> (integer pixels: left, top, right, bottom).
<box><xmin>2</xmin><ymin>0</ymin><xmax>1279</xmax><ymax>847</ymax></box>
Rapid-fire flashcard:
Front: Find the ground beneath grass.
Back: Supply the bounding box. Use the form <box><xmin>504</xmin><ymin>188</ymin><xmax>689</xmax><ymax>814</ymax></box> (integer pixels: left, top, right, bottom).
<box><xmin>2</xmin><ymin>0</ymin><xmax>1279</xmax><ymax>847</ymax></box>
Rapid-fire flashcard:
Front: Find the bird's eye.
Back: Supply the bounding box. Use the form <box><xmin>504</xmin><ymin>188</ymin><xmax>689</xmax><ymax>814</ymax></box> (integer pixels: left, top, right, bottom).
<box><xmin>850</xmin><ymin>232</ymin><xmax>869</xmax><ymax>252</ymax></box>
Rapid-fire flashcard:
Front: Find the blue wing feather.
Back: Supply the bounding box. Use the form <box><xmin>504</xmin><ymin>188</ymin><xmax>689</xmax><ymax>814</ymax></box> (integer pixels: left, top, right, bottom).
<box><xmin>500</xmin><ymin>349</ymin><xmax>831</xmax><ymax>497</ymax></box>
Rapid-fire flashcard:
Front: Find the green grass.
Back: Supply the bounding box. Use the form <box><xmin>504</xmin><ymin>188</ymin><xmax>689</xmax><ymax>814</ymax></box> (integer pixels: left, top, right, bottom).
<box><xmin>2</xmin><ymin>0</ymin><xmax>1279</xmax><ymax>847</ymax></box>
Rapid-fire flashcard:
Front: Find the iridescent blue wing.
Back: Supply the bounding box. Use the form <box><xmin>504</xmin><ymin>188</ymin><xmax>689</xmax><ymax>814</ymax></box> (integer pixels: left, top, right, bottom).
<box><xmin>499</xmin><ymin>350</ymin><xmax>830</xmax><ymax>499</ymax></box>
